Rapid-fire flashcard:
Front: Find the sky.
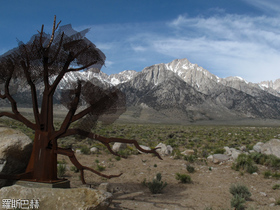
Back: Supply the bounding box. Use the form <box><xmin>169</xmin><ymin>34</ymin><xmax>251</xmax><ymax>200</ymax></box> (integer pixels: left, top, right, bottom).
<box><xmin>0</xmin><ymin>0</ymin><xmax>279</xmax><ymax>83</ymax></box>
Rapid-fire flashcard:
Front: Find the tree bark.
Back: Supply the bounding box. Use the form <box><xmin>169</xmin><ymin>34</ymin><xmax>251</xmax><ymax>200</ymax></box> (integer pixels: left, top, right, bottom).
<box><xmin>25</xmin><ymin>130</ymin><xmax>58</xmax><ymax>182</ymax></box>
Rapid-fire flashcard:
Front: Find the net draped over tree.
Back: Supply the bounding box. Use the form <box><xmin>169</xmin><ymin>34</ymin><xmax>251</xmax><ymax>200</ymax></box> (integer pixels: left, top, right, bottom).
<box><xmin>0</xmin><ymin>16</ymin><xmax>161</xmax><ymax>184</ymax></box>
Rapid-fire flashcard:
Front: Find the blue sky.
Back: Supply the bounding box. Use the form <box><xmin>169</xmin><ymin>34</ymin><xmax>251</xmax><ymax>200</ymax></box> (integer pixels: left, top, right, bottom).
<box><xmin>0</xmin><ymin>0</ymin><xmax>279</xmax><ymax>82</ymax></box>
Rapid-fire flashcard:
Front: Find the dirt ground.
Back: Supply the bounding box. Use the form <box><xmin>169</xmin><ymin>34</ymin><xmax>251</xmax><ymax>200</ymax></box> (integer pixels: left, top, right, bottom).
<box><xmin>59</xmin><ymin>152</ymin><xmax>280</xmax><ymax>210</ymax></box>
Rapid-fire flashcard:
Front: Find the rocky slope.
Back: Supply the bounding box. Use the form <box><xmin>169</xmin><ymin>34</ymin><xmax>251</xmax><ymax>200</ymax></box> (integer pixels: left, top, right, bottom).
<box><xmin>2</xmin><ymin>58</ymin><xmax>280</xmax><ymax>123</ymax></box>
<box><xmin>116</xmin><ymin>59</ymin><xmax>280</xmax><ymax>122</ymax></box>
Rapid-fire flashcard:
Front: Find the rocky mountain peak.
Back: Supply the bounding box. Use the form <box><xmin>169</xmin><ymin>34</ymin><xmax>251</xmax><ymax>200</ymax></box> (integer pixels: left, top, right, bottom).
<box><xmin>108</xmin><ymin>70</ymin><xmax>138</xmax><ymax>85</ymax></box>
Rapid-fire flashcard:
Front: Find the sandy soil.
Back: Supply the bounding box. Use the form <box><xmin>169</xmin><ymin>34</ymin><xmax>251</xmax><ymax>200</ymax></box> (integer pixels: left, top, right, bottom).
<box><xmin>59</xmin><ymin>152</ymin><xmax>280</xmax><ymax>210</ymax></box>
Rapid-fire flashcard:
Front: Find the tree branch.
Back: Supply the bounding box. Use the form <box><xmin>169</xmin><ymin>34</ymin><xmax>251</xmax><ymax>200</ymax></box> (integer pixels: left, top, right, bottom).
<box><xmin>58</xmin><ymin>128</ymin><xmax>162</xmax><ymax>160</ymax></box>
<box><xmin>38</xmin><ymin>24</ymin><xmax>44</xmax><ymax>48</ymax></box>
<box><xmin>49</xmin><ymin>52</ymin><xmax>73</xmax><ymax>95</ymax></box>
<box><xmin>55</xmin><ymin>147</ymin><xmax>122</xmax><ymax>184</ymax></box>
<box><xmin>49</xmin><ymin>45</ymin><xmax>96</xmax><ymax>96</ymax></box>
<box><xmin>51</xmin><ymin>82</ymin><xmax>81</xmax><ymax>140</ymax></box>
<box><xmin>67</xmin><ymin>61</ymin><xmax>97</xmax><ymax>72</ymax></box>
<box><xmin>46</xmin><ymin>15</ymin><xmax>61</xmax><ymax>49</ymax></box>
<box><xmin>71</xmin><ymin>93</ymin><xmax>112</xmax><ymax>123</ymax></box>
<box><xmin>48</xmin><ymin>32</ymin><xmax>64</xmax><ymax>66</ymax></box>
<box><xmin>0</xmin><ymin>112</ymin><xmax>36</xmax><ymax>130</ymax></box>
<box><xmin>20</xmin><ymin>61</ymin><xmax>40</xmax><ymax>126</ymax></box>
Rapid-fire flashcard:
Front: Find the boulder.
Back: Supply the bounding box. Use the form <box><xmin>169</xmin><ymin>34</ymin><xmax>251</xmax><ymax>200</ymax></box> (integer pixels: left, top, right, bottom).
<box><xmin>212</xmin><ymin>154</ymin><xmax>230</xmax><ymax>164</ymax></box>
<box><xmin>230</xmin><ymin>149</ymin><xmax>242</xmax><ymax>161</ymax></box>
<box><xmin>0</xmin><ymin>185</ymin><xmax>112</xmax><ymax>210</ymax></box>
<box><xmin>224</xmin><ymin>147</ymin><xmax>231</xmax><ymax>156</ymax></box>
<box><xmin>207</xmin><ymin>155</ymin><xmax>213</xmax><ymax>161</ymax></box>
<box><xmin>181</xmin><ymin>149</ymin><xmax>195</xmax><ymax>156</ymax></box>
<box><xmin>155</xmin><ymin>143</ymin><xmax>173</xmax><ymax>156</ymax></box>
<box><xmin>90</xmin><ymin>147</ymin><xmax>99</xmax><ymax>154</ymax></box>
<box><xmin>0</xmin><ymin>127</ymin><xmax>32</xmax><ymax>188</ymax></box>
<box><xmin>253</xmin><ymin>142</ymin><xmax>264</xmax><ymax>153</ymax></box>
<box><xmin>261</xmin><ymin>139</ymin><xmax>280</xmax><ymax>158</ymax></box>
<box><xmin>112</xmin><ymin>143</ymin><xmax>127</xmax><ymax>152</ymax></box>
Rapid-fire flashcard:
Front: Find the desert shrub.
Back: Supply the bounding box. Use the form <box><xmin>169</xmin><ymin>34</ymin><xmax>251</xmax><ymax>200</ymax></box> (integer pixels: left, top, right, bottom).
<box><xmin>186</xmin><ymin>165</ymin><xmax>195</xmax><ymax>173</ymax></box>
<box><xmin>165</xmin><ymin>138</ymin><xmax>177</xmax><ymax>147</ymax></box>
<box><xmin>232</xmin><ymin>154</ymin><xmax>258</xmax><ymax>174</ymax></box>
<box><xmin>145</xmin><ymin>173</ymin><xmax>167</xmax><ymax>194</ymax></box>
<box><xmin>265</xmin><ymin>154</ymin><xmax>280</xmax><ymax>169</ymax></box>
<box><xmin>118</xmin><ymin>149</ymin><xmax>131</xmax><ymax>158</ymax></box>
<box><xmin>96</xmin><ymin>164</ymin><xmax>105</xmax><ymax>172</ymax></box>
<box><xmin>201</xmin><ymin>149</ymin><xmax>209</xmax><ymax>158</ymax></box>
<box><xmin>80</xmin><ymin>145</ymin><xmax>90</xmax><ymax>155</ymax></box>
<box><xmin>184</xmin><ymin>155</ymin><xmax>196</xmax><ymax>163</ymax></box>
<box><xmin>57</xmin><ymin>163</ymin><xmax>66</xmax><ymax>177</ymax></box>
<box><xmin>249</xmin><ymin>152</ymin><xmax>265</xmax><ymax>164</ymax></box>
<box><xmin>57</xmin><ymin>159</ymin><xmax>66</xmax><ymax>164</ymax></box>
<box><xmin>115</xmin><ymin>156</ymin><xmax>121</xmax><ymax>161</ymax></box>
<box><xmin>213</xmin><ymin>148</ymin><xmax>225</xmax><ymax>154</ymax></box>
<box><xmin>231</xmin><ymin>195</ymin><xmax>246</xmax><ymax>210</ymax></box>
<box><xmin>70</xmin><ymin>165</ymin><xmax>79</xmax><ymax>173</ymax></box>
<box><xmin>172</xmin><ymin>149</ymin><xmax>183</xmax><ymax>159</ymax></box>
<box><xmin>246</xmin><ymin>163</ymin><xmax>258</xmax><ymax>174</ymax></box>
<box><xmin>230</xmin><ymin>184</ymin><xmax>251</xmax><ymax>201</ymax></box>
<box><xmin>264</xmin><ymin>171</ymin><xmax>272</xmax><ymax>178</ymax></box>
<box><xmin>272</xmin><ymin>184</ymin><xmax>280</xmax><ymax>190</ymax></box>
<box><xmin>175</xmin><ymin>173</ymin><xmax>192</xmax><ymax>184</ymax></box>
<box><xmin>272</xmin><ymin>172</ymin><xmax>280</xmax><ymax>179</ymax></box>
<box><xmin>249</xmin><ymin>153</ymin><xmax>280</xmax><ymax>169</ymax></box>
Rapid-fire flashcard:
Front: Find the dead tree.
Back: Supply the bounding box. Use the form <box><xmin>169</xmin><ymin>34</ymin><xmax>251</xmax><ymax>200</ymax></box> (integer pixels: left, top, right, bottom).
<box><xmin>0</xmin><ymin>16</ymin><xmax>161</xmax><ymax>184</ymax></box>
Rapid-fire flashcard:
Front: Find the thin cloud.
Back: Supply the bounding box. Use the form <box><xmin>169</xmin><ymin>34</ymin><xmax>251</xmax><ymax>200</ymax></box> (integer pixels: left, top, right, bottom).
<box><xmin>78</xmin><ymin>13</ymin><xmax>280</xmax><ymax>82</ymax></box>
<box><xmin>244</xmin><ymin>0</ymin><xmax>280</xmax><ymax>14</ymax></box>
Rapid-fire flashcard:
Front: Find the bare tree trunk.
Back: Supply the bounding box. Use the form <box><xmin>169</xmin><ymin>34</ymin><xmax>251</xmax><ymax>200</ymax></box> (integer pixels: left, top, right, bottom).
<box><xmin>25</xmin><ymin>130</ymin><xmax>58</xmax><ymax>182</ymax></box>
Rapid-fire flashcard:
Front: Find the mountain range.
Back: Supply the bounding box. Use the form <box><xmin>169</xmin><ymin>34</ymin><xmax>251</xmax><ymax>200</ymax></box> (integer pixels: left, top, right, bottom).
<box><xmin>3</xmin><ymin>58</ymin><xmax>280</xmax><ymax>124</ymax></box>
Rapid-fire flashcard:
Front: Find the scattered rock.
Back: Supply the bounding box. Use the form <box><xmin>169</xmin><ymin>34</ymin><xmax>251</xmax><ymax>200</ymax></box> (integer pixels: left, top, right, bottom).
<box><xmin>75</xmin><ymin>149</ymin><xmax>81</xmax><ymax>154</ymax></box>
<box><xmin>90</xmin><ymin>147</ymin><xmax>99</xmax><ymax>154</ymax></box>
<box><xmin>269</xmin><ymin>198</ymin><xmax>276</xmax><ymax>202</ymax></box>
<box><xmin>0</xmin><ymin>127</ymin><xmax>33</xmax><ymax>188</ymax></box>
<box><xmin>260</xmin><ymin>139</ymin><xmax>280</xmax><ymax>158</ymax></box>
<box><xmin>112</xmin><ymin>143</ymin><xmax>127</xmax><ymax>152</ymax></box>
<box><xmin>207</xmin><ymin>155</ymin><xmax>213</xmax><ymax>161</ymax></box>
<box><xmin>260</xmin><ymin>192</ymin><xmax>267</xmax><ymax>197</ymax></box>
<box><xmin>212</xmin><ymin>154</ymin><xmax>230</xmax><ymax>164</ymax></box>
<box><xmin>155</xmin><ymin>143</ymin><xmax>173</xmax><ymax>156</ymax></box>
<box><xmin>181</xmin><ymin>149</ymin><xmax>195</xmax><ymax>156</ymax></box>
<box><xmin>0</xmin><ymin>185</ymin><xmax>112</xmax><ymax>210</ymax></box>
<box><xmin>224</xmin><ymin>147</ymin><xmax>231</xmax><ymax>156</ymax></box>
<box><xmin>253</xmin><ymin>142</ymin><xmax>264</xmax><ymax>153</ymax></box>
<box><xmin>98</xmin><ymin>183</ymin><xmax>110</xmax><ymax>193</ymax></box>
<box><xmin>231</xmin><ymin>149</ymin><xmax>242</xmax><ymax>161</ymax></box>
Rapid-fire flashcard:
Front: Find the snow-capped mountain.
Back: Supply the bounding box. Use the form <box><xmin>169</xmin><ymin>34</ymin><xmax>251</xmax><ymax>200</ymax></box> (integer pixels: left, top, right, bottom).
<box><xmin>57</xmin><ymin>68</ymin><xmax>138</xmax><ymax>88</ymax></box>
<box><xmin>114</xmin><ymin>59</ymin><xmax>280</xmax><ymax>122</ymax></box>
<box><xmin>6</xmin><ymin>58</ymin><xmax>280</xmax><ymax>123</ymax></box>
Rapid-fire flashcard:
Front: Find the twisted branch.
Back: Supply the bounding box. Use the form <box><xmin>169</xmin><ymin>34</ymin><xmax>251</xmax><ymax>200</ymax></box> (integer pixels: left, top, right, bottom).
<box><xmin>20</xmin><ymin>61</ymin><xmax>40</xmax><ymax>127</ymax></box>
<box><xmin>58</xmin><ymin>128</ymin><xmax>162</xmax><ymax>160</ymax></box>
<box><xmin>46</xmin><ymin>15</ymin><xmax>61</xmax><ymax>49</ymax></box>
<box><xmin>48</xmin><ymin>32</ymin><xmax>64</xmax><ymax>66</ymax></box>
<box><xmin>51</xmin><ymin>82</ymin><xmax>82</xmax><ymax>140</ymax></box>
<box><xmin>56</xmin><ymin>147</ymin><xmax>122</xmax><ymax>184</ymax></box>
